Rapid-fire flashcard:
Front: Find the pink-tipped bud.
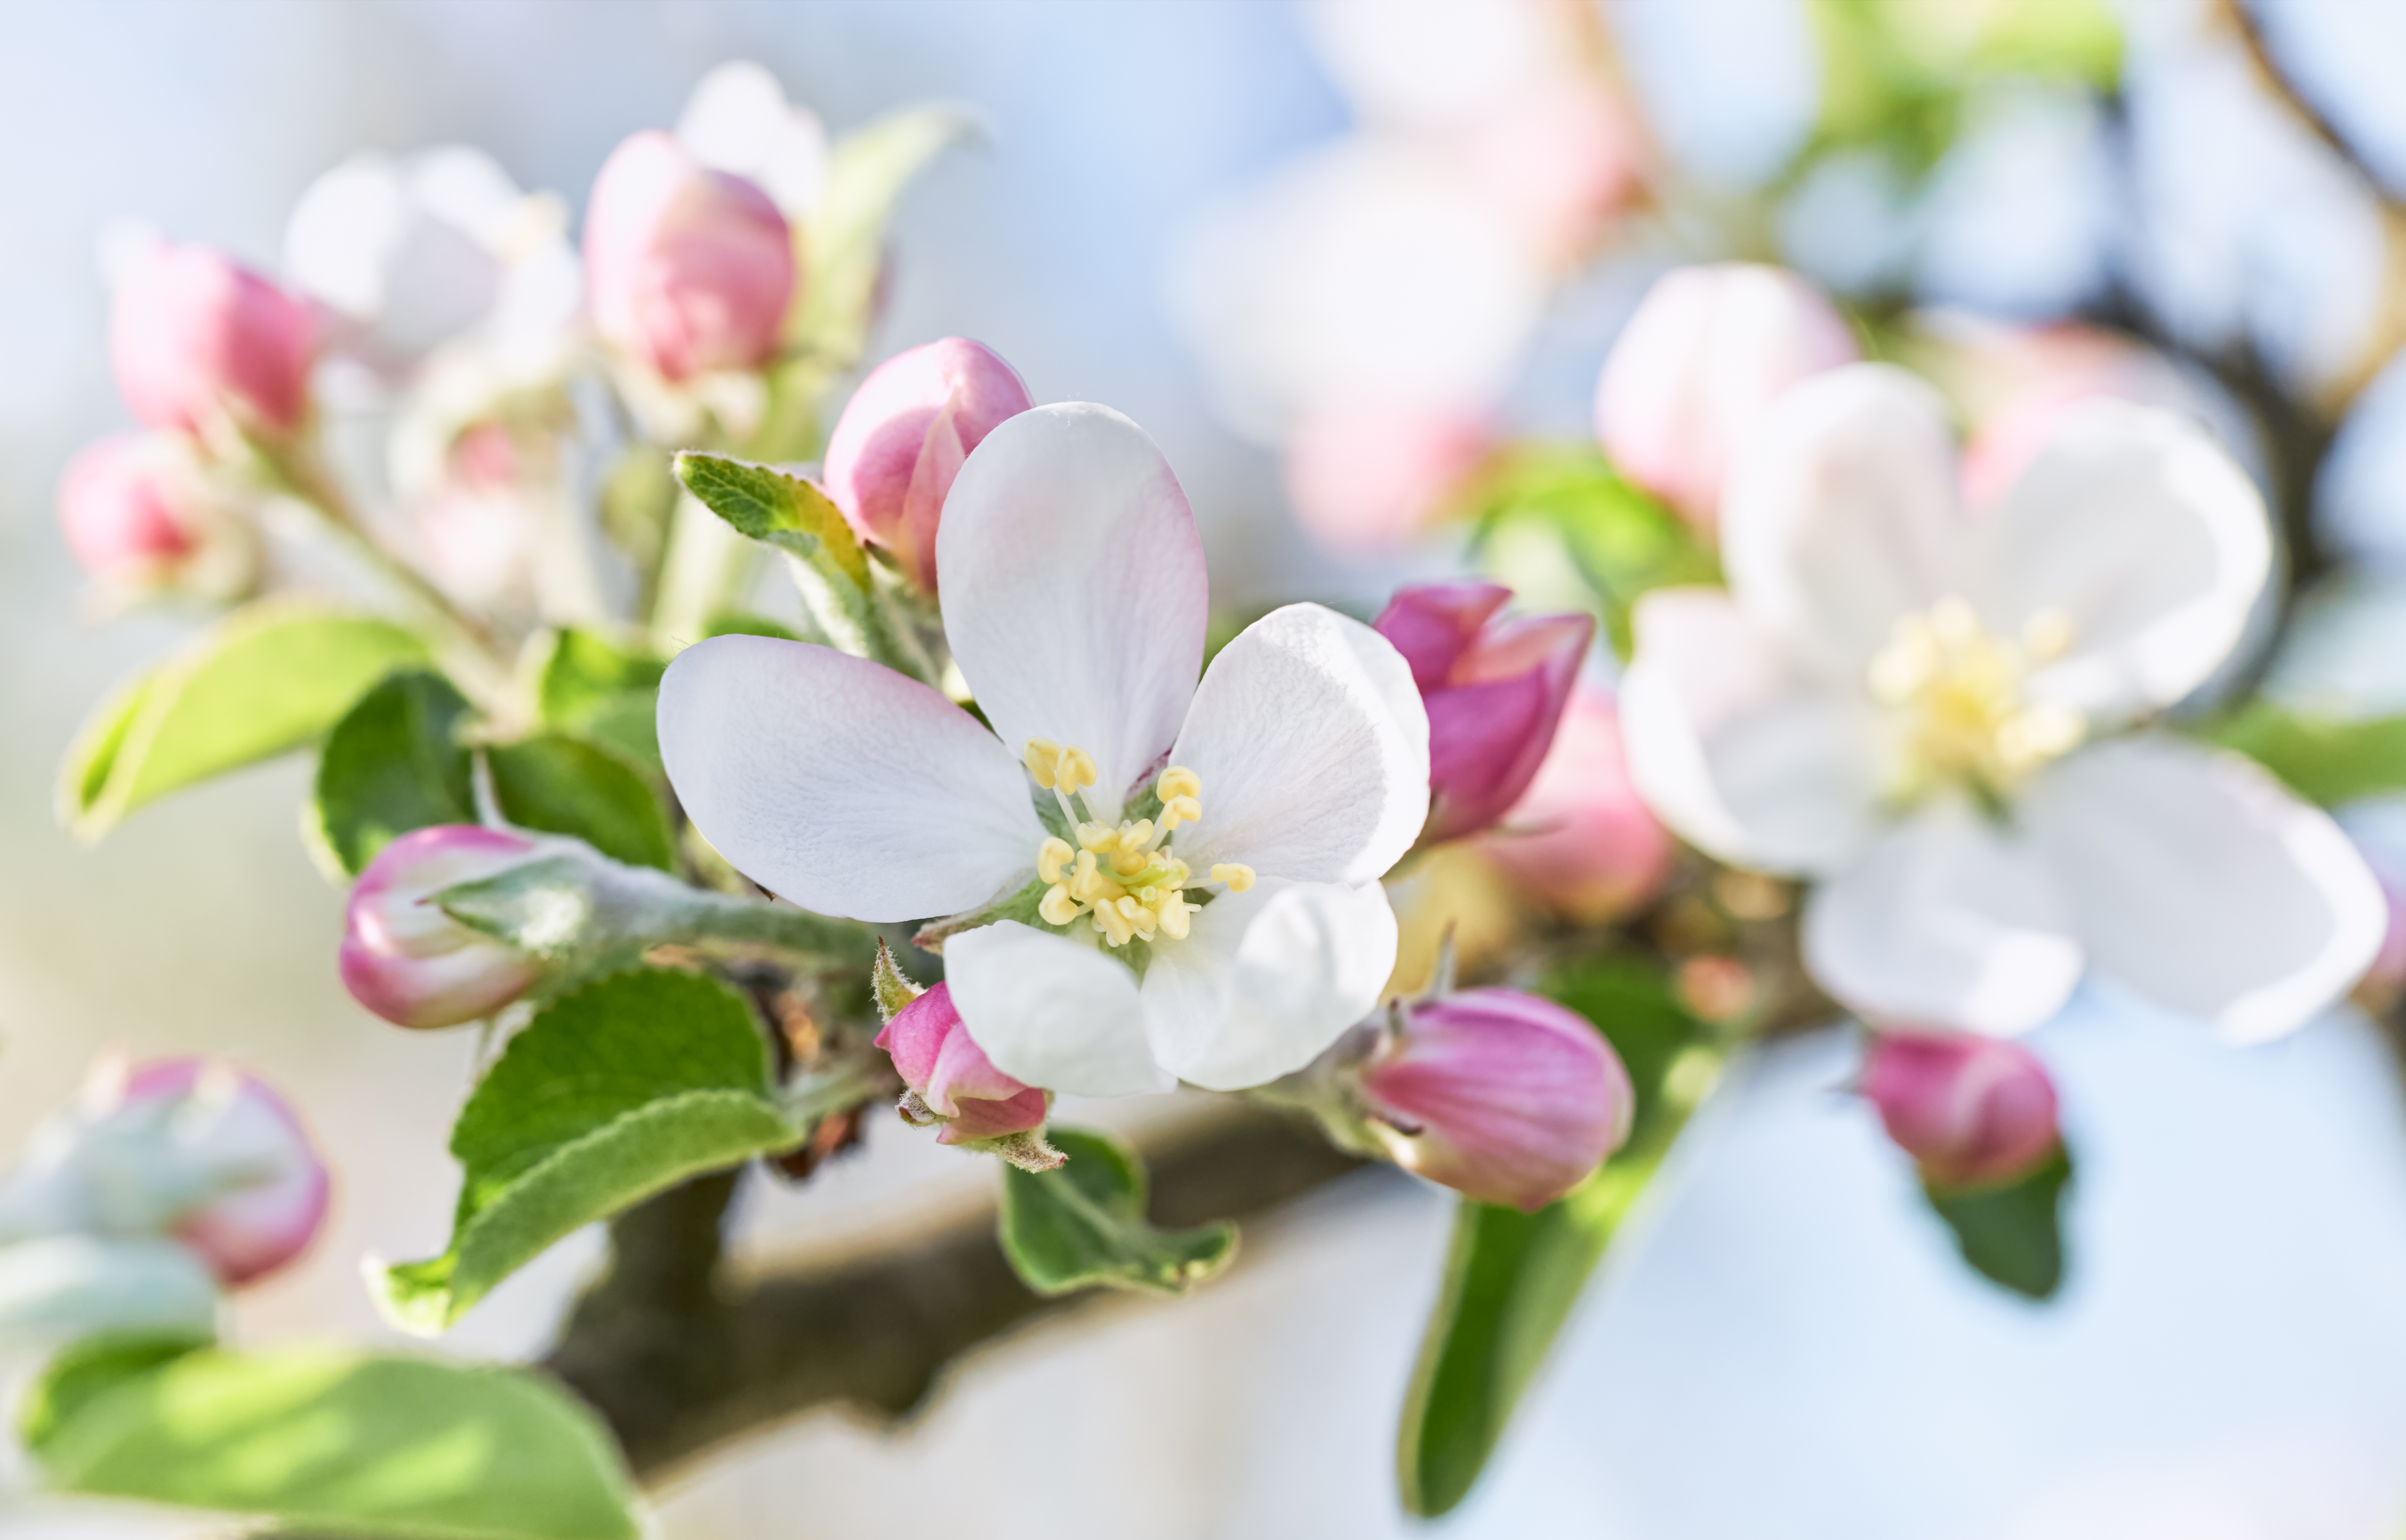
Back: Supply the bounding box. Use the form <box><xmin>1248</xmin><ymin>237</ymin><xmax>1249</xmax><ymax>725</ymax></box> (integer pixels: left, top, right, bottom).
<box><xmin>1283</xmin><ymin>403</ymin><xmax>1491</xmax><ymax>557</ymax></box>
<box><xmin>57</xmin><ymin>432</ymin><xmax>249</xmax><ymax>595</ymax></box>
<box><xmin>1593</xmin><ymin>262</ymin><xmax>1857</xmax><ymax>530</ymax></box>
<box><xmin>1359</xmin><ymin>989</ymin><xmax>1633</xmax><ymax>1212</ymax></box>
<box><xmin>1479</xmin><ymin>687</ymin><xmax>1675</xmax><ymax>923</ymax></box>
<box><xmin>583</xmin><ymin>130</ymin><xmax>795</xmax><ymax>382</ymax></box>
<box><xmin>1863</xmin><ymin>1029</ymin><xmax>2060</xmax><ymax>1190</ymax></box>
<box><xmin>875</xmin><ymin>982</ymin><xmax>1050</xmax><ymax>1145</ymax></box>
<box><xmin>108</xmin><ymin>238</ymin><xmax>316</xmax><ymax>439</ymax></box>
<box><xmin>118</xmin><ymin>1060</ymin><xmax>330</xmax><ymax>1287</ymax></box>
<box><xmin>1377</xmin><ymin>581</ymin><xmax>1592</xmax><ymax>844</ymax></box>
<box><xmin>821</xmin><ymin>338</ymin><xmax>1035</xmax><ymax>591</ymax></box>
<box><xmin>339</xmin><ymin>825</ymin><xmax>545</xmax><ymax>1030</ymax></box>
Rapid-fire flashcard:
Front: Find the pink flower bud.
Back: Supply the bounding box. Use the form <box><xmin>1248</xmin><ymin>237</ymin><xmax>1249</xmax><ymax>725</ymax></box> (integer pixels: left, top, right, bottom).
<box><xmin>1375</xmin><ymin>581</ymin><xmax>1591</xmax><ymax>844</ymax></box>
<box><xmin>821</xmin><ymin>338</ymin><xmax>1035</xmax><ymax>591</ymax></box>
<box><xmin>1862</xmin><ymin>1029</ymin><xmax>2060</xmax><ymax>1190</ymax></box>
<box><xmin>57</xmin><ymin>433</ymin><xmax>203</xmax><ymax>584</ymax></box>
<box><xmin>583</xmin><ymin>130</ymin><xmax>796</xmax><ymax>382</ymax></box>
<box><xmin>1359</xmin><ymin>988</ymin><xmax>1633</xmax><ymax>1212</ymax></box>
<box><xmin>339</xmin><ymin>825</ymin><xmax>545</xmax><ymax>1030</ymax></box>
<box><xmin>875</xmin><ymin>982</ymin><xmax>1050</xmax><ymax>1144</ymax></box>
<box><xmin>108</xmin><ymin>238</ymin><xmax>316</xmax><ymax>438</ymax></box>
<box><xmin>1593</xmin><ymin>263</ymin><xmax>1857</xmax><ymax>530</ymax></box>
<box><xmin>1282</xmin><ymin>403</ymin><xmax>1491</xmax><ymax>556</ymax></box>
<box><xmin>1479</xmin><ymin>687</ymin><xmax>1675</xmax><ymax>923</ymax></box>
<box><xmin>118</xmin><ymin>1060</ymin><xmax>330</xmax><ymax>1287</ymax></box>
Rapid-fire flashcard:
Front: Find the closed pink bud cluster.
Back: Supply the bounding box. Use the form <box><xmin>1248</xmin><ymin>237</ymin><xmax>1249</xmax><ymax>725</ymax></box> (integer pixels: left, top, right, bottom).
<box><xmin>119</xmin><ymin>1059</ymin><xmax>330</xmax><ymax>1287</ymax></box>
<box><xmin>1862</xmin><ymin>1029</ymin><xmax>2060</xmax><ymax>1190</ymax></box>
<box><xmin>339</xmin><ymin>825</ymin><xmax>545</xmax><ymax>1030</ymax></box>
<box><xmin>1282</xmin><ymin>403</ymin><xmax>1492</xmax><ymax>556</ymax></box>
<box><xmin>821</xmin><ymin>337</ymin><xmax>1035</xmax><ymax>592</ymax></box>
<box><xmin>1360</xmin><ymin>989</ymin><xmax>1633</xmax><ymax>1212</ymax></box>
<box><xmin>1375</xmin><ymin>581</ymin><xmax>1592</xmax><ymax>844</ymax></box>
<box><xmin>875</xmin><ymin>982</ymin><xmax>1051</xmax><ymax>1144</ymax></box>
<box><xmin>1593</xmin><ymin>262</ymin><xmax>1857</xmax><ymax>530</ymax></box>
<box><xmin>1479</xmin><ymin>686</ymin><xmax>1675</xmax><ymax>923</ymax></box>
<box><xmin>56</xmin><ymin>433</ymin><xmax>220</xmax><ymax>588</ymax></box>
<box><xmin>583</xmin><ymin>130</ymin><xmax>796</xmax><ymax>382</ymax></box>
<box><xmin>109</xmin><ymin>237</ymin><xmax>316</xmax><ymax>439</ymax></box>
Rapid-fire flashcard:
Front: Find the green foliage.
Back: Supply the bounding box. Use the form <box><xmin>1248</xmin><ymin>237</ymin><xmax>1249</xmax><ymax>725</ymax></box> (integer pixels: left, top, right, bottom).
<box><xmin>310</xmin><ymin>670</ymin><xmax>477</xmax><ymax>878</ymax></box>
<box><xmin>701</xmin><ymin>610</ymin><xmax>807</xmax><ymax>642</ymax></box>
<box><xmin>486</xmin><ymin>736</ymin><xmax>676</xmax><ymax>871</ymax></box>
<box><xmin>2202</xmin><ymin>704</ymin><xmax>2406</xmax><ymax>807</ymax></box>
<box><xmin>16</xmin><ymin>1331</ymin><xmax>209</xmax><ymax>1450</ymax></box>
<box><xmin>59</xmin><ymin>603</ymin><xmax>430</xmax><ymax>840</ymax></box>
<box><xmin>790</xmin><ymin>105</ymin><xmax>980</xmax><ymax>366</ymax></box>
<box><xmin>377</xmin><ymin>969</ymin><xmax>800</xmax><ymax>1332</ymax></box>
<box><xmin>1924</xmin><ymin>1147</ymin><xmax>2073</xmax><ymax>1300</ymax></box>
<box><xmin>1397</xmin><ymin>957</ymin><xmax>1710</xmax><ymax>1517</ymax></box>
<box><xmin>998</xmin><ymin>1127</ymin><xmax>1237</xmax><ymax>1297</ymax></box>
<box><xmin>24</xmin><ymin>1343</ymin><xmax>640</xmax><ymax>1540</ymax></box>
<box><xmin>534</xmin><ymin>629</ymin><xmax>668</xmax><ymax>773</ymax></box>
<box><xmin>1469</xmin><ymin>447</ymin><xmax>1717</xmax><ymax>658</ymax></box>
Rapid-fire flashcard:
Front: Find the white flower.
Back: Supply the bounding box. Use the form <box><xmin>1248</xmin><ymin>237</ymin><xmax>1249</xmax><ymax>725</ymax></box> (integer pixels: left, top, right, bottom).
<box><xmin>658</xmin><ymin>403</ymin><xmax>1430</xmax><ymax>1095</ymax></box>
<box><xmin>1622</xmin><ymin>363</ymin><xmax>2385</xmax><ymax>1041</ymax></box>
<box><xmin>674</xmin><ymin>61</ymin><xmax>829</xmax><ymax>221</ymax></box>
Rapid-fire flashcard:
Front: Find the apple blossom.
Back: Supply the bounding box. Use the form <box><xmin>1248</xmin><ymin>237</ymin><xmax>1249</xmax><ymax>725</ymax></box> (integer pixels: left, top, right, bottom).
<box><xmin>1478</xmin><ymin>687</ymin><xmax>1674</xmax><ymax>923</ymax></box>
<box><xmin>340</xmin><ymin>824</ymin><xmax>546</xmax><ymax>1029</ymax></box>
<box><xmin>820</xmin><ymin>337</ymin><xmax>1036</xmax><ymax>592</ymax></box>
<box><xmin>583</xmin><ymin>130</ymin><xmax>796</xmax><ymax>382</ymax></box>
<box><xmin>1621</xmin><ymin>364</ymin><xmax>2386</xmax><ymax>1040</ymax></box>
<box><xmin>1373</xmin><ymin>580</ymin><xmax>1591</xmax><ymax>843</ymax></box>
<box><xmin>108</xmin><ymin>237</ymin><xmax>316</xmax><ymax>439</ymax></box>
<box><xmin>1355</xmin><ymin>987</ymin><xmax>1633</xmax><ymax>1212</ymax></box>
<box><xmin>876</xmin><ymin>981</ymin><xmax>1052</xmax><ymax>1145</ymax></box>
<box><xmin>56</xmin><ymin>432</ymin><xmax>253</xmax><ymax>597</ymax></box>
<box><xmin>660</xmin><ymin>403</ymin><xmax>1430</xmax><ymax>1096</ymax></box>
<box><xmin>1862</xmin><ymin>1028</ymin><xmax>2060</xmax><ymax>1190</ymax></box>
<box><xmin>1593</xmin><ymin>263</ymin><xmax>1857</xmax><ymax>530</ymax></box>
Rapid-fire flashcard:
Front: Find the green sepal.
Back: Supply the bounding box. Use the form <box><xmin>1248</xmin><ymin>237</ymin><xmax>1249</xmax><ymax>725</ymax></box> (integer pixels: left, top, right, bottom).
<box><xmin>998</xmin><ymin>1127</ymin><xmax>1236</xmax><ymax>1297</ymax></box>
<box><xmin>872</xmin><ymin>939</ymin><xmax>925</xmax><ymax>1022</ymax></box>
<box><xmin>308</xmin><ymin>668</ymin><xmax>476</xmax><ymax>879</ymax></box>
<box><xmin>1923</xmin><ymin>1145</ymin><xmax>2074</xmax><ymax>1301</ymax></box>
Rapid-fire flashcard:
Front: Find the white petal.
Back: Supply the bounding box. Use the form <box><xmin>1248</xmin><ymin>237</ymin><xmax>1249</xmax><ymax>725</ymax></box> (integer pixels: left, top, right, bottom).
<box><xmin>2020</xmin><ymin>736</ymin><xmax>2386</xmax><ymax>1042</ymax></box>
<box><xmin>1802</xmin><ymin>796</ymin><xmax>2085</xmax><ymax>1035</ymax></box>
<box><xmin>936</xmin><ymin>403</ymin><xmax>1208</xmax><ymax>814</ymax></box>
<box><xmin>945</xmin><ymin>921</ymin><xmax>1173</xmax><ymax>1097</ymax></box>
<box><xmin>1169</xmin><ymin>604</ymin><xmax>1431</xmax><ymax>885</ymax></box>
<box><xmin>1721</xmin><ymin>364</ymin><xmax>1963</xmax><ymax>680</ymax></box>
<box><xmin>1620</xmin><ymin>588</ymin><xmax>1885</xmax><ymax>876</ymax></box>
<box><xmin>1140</xmin><ymin>878</ymin><xmax>1397</xmax><ymax>1091</ymax></box>
<box><xmin>1974</xmin><ymin>400</ymin><xmax>2272</xmax><ymax>723</ymax></box>
<box><xmin>658</xmin><ymin>635</ymin><xmax>1040</xmax><ymax>922</ymax></box>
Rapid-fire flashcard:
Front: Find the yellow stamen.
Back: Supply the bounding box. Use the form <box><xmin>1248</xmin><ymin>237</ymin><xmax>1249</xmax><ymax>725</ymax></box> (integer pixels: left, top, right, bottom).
<box><xmin>1158</xmin><ymin>766</ymin><xmax>1201</xmax><ymax>802</ymax></box>
<box><xmin>1039</xmin><ymin>884</ymin><xmax>1083</xmax><ymax>925</ymax></box>
<box><xmin>1059</xmin><ymin>747</ymin><xmax>1098</xmax><ymax>794</ymax></box>
<box><xmin>1019</xmin><ymin>765</ymin><xmax>1251</xmax><ymax>946</ymax></box>
<box><xmin>1023</xmin><ymin>738</ymin><xmax>1063</xmax><ymax>789</ymax></box>
<box><xmin>1037</xmin><ymin>837</ymin><xmax>1073</xmax><ymax>885</ymax></box>
<box><xmin>1158</xmin><ymin>793</ymin><xmax>1201</xmax><ymax>832</ymax></box>
<box><xmin>1211</xmin><ymin>863</ymin><xmax>1256</xmax><ymax>893</ymax></box>
<box><xmin>1866</xmin><ymin>595</ymin><xmax>2087</xmax><ymax>803</ymax></box>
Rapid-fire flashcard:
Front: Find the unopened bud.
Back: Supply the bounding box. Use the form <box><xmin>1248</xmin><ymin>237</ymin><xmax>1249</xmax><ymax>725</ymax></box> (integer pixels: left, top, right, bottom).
<box><xmin>108</xmin><ymin>237</ymin><xmax>316</xmax><ymax>439</ymax></box>
<box><xmin>340</xmin><ymin>825</ymin><xmax>545</xmax><ymax>1029</ymax></box>
<box><xmin>1862</xmin><ymin>1028</ymin><xmax>2060</xmax><ymax>1190</ymax></box>
<box><xmin>1358</xmin><ymin>988</ymin><xmax>1634</xmax><ymax>1212</ymax></box>
<box><xmin>875</xmin><ymin>981</ymin><xmax>1053</xmax><ymax>1148</ymax></box>
<box><xmin>821</xmin><ymin>337</ymin><xmax>1035</xmax><ymax>592</ymax></box>
<box><xmin>1479</xmin><ymin>687</ymin><xmax>1675</xmax><ymax>923</ymax></box>
<box><xmin>1594</xmin><ymin>262</ymin><xmax>1856</xmax><ymax>530</ymax></box>
<box><xmin>1375</xmin><ymin>580</ymin><xmax>1591</xmax><ymax>844</ymax></box>
<box><xmin>583</xmin><ymin>130</ymin><xmax>796</xmax><ymax>382</ymax></box>
<box><xmin>56</xmin><ymin>432</ymin><xmax>255</xmax><ymax>597</ymax></box>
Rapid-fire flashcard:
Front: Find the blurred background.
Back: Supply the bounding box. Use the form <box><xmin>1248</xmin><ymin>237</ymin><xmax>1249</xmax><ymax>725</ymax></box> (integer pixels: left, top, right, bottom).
<box><xmin>11</xmin><ymin>1</ymin><xmax>2406</xmax><ymax>1535</ymax></box>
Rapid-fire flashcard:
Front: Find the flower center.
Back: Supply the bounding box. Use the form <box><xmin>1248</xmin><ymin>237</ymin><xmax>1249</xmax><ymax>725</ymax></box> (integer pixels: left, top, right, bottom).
<box><xmin>1865</xmin><ymin>596</ymin><xmax>2085</xmax><ymax>805</ymax></box>
<box><xmin>1023</xmin><ymin>743</ymin><xmax>1254</xmax><ymax>949</ymax></box>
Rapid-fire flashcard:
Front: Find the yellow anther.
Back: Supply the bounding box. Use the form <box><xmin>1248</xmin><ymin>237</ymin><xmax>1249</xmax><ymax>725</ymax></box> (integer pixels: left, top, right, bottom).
<box><xmin>1157</xmin><ymin>891</ymin><xmax>1193</xmax><ymax>940</ymax></box>
<box><xmin>1094</xmin><ymin>901</ymin><xmax>1134</xmax><ymax>947</ymax></box>
<box><xmin>1157</xmin><ymin>766</ymin><xmax>1202</xmax><ymax>802</ymax></box>
<box><xmin>1109</xmin><ymin>848</ymin><xmax>1146</xmax><ymax>878</ymax></box>
<box><xmin>1077</xmin><ymin>822</ymin><xmax>1119</xmax><ymax>854</ymax></box>
<box><xmin>1211</xmin><ymin>863</ymin><xmax>1257</xmax><ymax>893</ymax></box>
<box><xmin>1119</xmin><ymin>896</ymin><xmax>1157</xmax><ymax>937</ymax></box>
<box><xmin>1059</xmin><ymin>746</ymin><xmax>1098</xmax><ymax>793</ymax></box>
<box><xmin>1159</xmin><ymin>793</ymin><xmax>1201</xmax><ymax>830</ymax></box>
<box><xmin>1039</xmin><ymin>884</ymin><xmax>1083</xmax><ymax>926</ymax></box>
<box><xmin>1024</xmin><ymin>738</ymin><xmax>1063</xmax><ymax>789</ymax></box>
<box><xmin>1037</xmin><ymin>837</ymin><xmax>1073</xmax><ymax>885</ymax></box>
<box><xmin>1867</xmin><ymin>597</ymin><xmax>2086</xmax><ymax>802</ymax></box>
<box><xmin>1116</xmin><ymin>820</ymin><xmax>1154</xmax><ymax>854</ymax></box>
<box><xmin>2022</xmin><ymin>609</ymin><xmax>2075</xmax><ymax>663</ymax></box>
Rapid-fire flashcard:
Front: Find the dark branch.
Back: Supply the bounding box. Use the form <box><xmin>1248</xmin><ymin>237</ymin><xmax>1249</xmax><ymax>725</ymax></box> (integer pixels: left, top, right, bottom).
<box><xmin>2224</xmin><ymin>0</ymin><xmax>2400</xmax><ymax>207</ymax></box>
<box><xmin>542</xmin><ymin>1105</ymin><xmax>1372</xmax><ymax>1481</ymax></box>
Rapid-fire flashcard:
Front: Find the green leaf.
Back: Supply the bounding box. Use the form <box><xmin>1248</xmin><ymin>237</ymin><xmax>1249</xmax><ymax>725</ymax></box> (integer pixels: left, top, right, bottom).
<box><xmin>1396</xmin><ymin>958</ymin><xmax>1710</xmax><ymax>1518</ymax></box>
<box><xmin>376</xmin><ymin>969</ymin><xmax>798</xmax><ymax>1332</ymax></box>
<box><xmin>16</xmin><ymin>1331</ymin><xmax>209</xmax><ymax>1450</ymax></box>
<box><xmin>309</xmin><ymin>670</ymin><xmax>477</xmax><ymax>878</ymax></box>
<box><xmin>1470</xmin><ymin>448</ymin><xmax>1716</xmax><ymax>658</ymax></box>
<box><xmin>2200</xmin><ymin>704</ymin><xmax>2406</xmax><ymax>807</ymax></box>
<box><xmin>487</xmin><ymin>736</ymin><xmax>676</xmax><ymax>871</ymax></box>
<box><xmin>1924</xmin><ymin>1146</ymin><xmax>2073</xmax><ymax>1300</ymax></box>
<box><xmin>533</xmin><ymin>629</ymin><xmax>668</xmax><ymax>772</ymax></box>
<box><xmin>789</xmin><ymin>104</ymin><xmax>979</xmax><ymax>365</ymax></box>
<box><xmin>998</xmin><ymin>1127</ymin><xmax>1236</xmax><ymax>1297</ymax></box>
<box><xmin>60</xmin><ymin>603</ymin><xmax>430</xmax><ymax>840</ymax></box>
<box><xmin>701</xmin><ymin>610</ymin><xmax>806</xmax><ymax>642</ymax></box>
<box><xmin>26</xmin><ymin>1343</ymin><xmax>640</xmax><ymax>1540</ymax></box>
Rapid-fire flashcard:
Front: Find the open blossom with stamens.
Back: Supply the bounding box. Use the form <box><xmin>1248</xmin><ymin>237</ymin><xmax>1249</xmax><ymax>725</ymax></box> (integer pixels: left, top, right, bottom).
<box><xmin>1622</xmin><ymin>363</ymin><xmax>2385</xmax><ymax>1040</ymax></box>
<box><xmin>660</xmin><ymin>402</ymin><xmax>1431</xmax><ymax>1095</ymax></box>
